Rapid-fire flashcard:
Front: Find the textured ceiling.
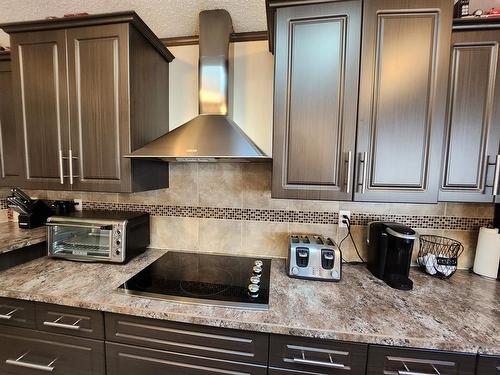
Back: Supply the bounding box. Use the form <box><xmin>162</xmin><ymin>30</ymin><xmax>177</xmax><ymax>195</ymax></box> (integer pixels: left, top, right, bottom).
<box><xmin>0</xmin><ymin>0</ymin><xmax>267</xmax><ymax>46</ymax></box>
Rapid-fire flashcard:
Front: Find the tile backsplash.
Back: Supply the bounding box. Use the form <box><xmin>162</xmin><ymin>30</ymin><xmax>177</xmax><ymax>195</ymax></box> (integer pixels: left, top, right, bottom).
<box><xmin>5</xmin><ymin>163</ymin><xmax>494</xmax><ymax>269</ymax></box>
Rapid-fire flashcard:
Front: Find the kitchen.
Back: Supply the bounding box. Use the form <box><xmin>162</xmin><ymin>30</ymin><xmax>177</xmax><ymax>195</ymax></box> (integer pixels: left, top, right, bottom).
<box><xmin>0</xmin><ymin>0</ymin><xmax>498</xmax><ymax>374</ymax></box>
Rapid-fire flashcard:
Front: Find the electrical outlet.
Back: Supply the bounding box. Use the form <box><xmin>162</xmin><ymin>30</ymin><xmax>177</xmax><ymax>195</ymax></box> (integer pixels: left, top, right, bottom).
<box><xmin>338</xmin><ymin>210</ymin><xmax>351</xmax><ymax>228</ymax></box>
<box><xmin>74</xmin><ymin>199</ymin><xmax>83</xmax><ymax>211</ymax></box>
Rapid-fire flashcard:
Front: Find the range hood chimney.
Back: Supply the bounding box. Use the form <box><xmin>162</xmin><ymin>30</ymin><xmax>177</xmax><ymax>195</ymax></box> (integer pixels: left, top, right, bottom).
<box><xmin>126</xmin><ymin>9</ymin><xmax>270</xmax><ymax>162</ymax></box>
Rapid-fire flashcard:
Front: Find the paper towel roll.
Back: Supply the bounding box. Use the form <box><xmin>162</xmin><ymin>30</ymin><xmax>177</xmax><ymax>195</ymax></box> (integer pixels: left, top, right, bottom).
<box><xmin>473</xmin><ymin>227</ymin><xmax>500</xmax><ymax>279</ymax></box>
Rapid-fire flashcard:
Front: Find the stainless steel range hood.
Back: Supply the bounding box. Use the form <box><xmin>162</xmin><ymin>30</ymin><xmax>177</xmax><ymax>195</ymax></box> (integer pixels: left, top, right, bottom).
<box><xmin>126</xmin><ymin>9</ymin><xmax>270</xmax><ymax>162</ymax></box>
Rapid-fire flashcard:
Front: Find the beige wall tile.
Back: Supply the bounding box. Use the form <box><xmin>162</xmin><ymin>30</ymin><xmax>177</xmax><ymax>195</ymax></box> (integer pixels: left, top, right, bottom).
<box><xmin>24</xmin><ymin>190</ymin><xmax>49</xmax><ymax>200</ymax></box>
<box><xmin>288</xmin><ymin>199</ymin><xmax>340</xmax><ymax>213</ymax></box>
<box><xmin>156</xmin><ymin>163</ymin><xmax>198</xmax><ymax>206</ymax></box>
<box><xmin>339</xmin><ymin>201</ymin><xmax>445</xmax><ymax>216</ymax></box>
<box><xmin>150</xmin><ymin>216</ymin><xmax>198</xmax><ymax>250</ymax></box>
<box><xmin>445</xmin><ymin>202</ymin><xmax>494</xmax><ymax>218</ymax></box>
<box><xmin>242</xmin><ymin>163</ymin><xmax>288</xmax><ymax>210</ymax></box>
<box><xmin>79</xmin><ymin>191</ymin><xmax>119</xmax><ymax>203</ymax></box>
<box><xmin>241</xmin><ymin>220</ymin><xmax>288</xmax><ymax>257</ymax></box>
<box><xmin>336</xmin><ymin>225</ymin><xmax>368</xmax><ymax>262</ymax></box>
<box><xmin>118</xmin><ymin>190</ymin><xmax>157</xmax><ymax>204</ymax></box>
<box><xmin>443</xmin><ymin>230</ymin><xmax>479</xmax><ymax>270</ymax></box>
<box><xmin>199</xmin><ymin>163</ymin><xmax>242</xmax><ymax>208</ymax></box>
<box><xmin>198</xmin><ymin>219</ymin><xmax>242</xmax><ymax>253</ymax></box>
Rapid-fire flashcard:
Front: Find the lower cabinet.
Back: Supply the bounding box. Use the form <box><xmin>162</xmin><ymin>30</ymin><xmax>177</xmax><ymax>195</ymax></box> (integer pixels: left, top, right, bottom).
<box><xmin>269</xmin><ymin>334</ymin><xmax>368</xmax><ymax>375</ymax></box>
<box><xmin>477</xmin><ymin>355</ymin><xmax>500</xmax><ymax>375</ymax></box>
<box><xmin>367</xmin><ymin>345</ymin><xmax>477</xmax><ymax>375</ymax></box>
<box><xmin>106</xmin><ymin>342</ymin><xmax>268</xmax><ymax>375</ymax></box>
<box><xmin>0</xmin><ymin>325</ymin><xmax>105</xmax><ymax>375</ymax></box>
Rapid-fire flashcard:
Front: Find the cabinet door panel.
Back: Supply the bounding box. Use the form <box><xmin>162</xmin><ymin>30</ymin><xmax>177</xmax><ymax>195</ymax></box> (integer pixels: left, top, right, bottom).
<box><xmin>439</xmin><ymin>29</ymin><xmax>500</xmax><ymax>202</ymax></box>
<box><xmin>0</xmin><ymin>59</ymin><xmax>22</xmax><ymax>186</ymax></box>
<box><xmin>356</xmin><ymin>0</ymin><xmax>452</xmax><ymax>203</ymax></box>
<box><xmin>272</xmin><ymin>1</ymin><xmax>361</xmax><ymax>200</ymax></box>
<box><xmin>10</xmin><ymin>30</ymin><xmax>70</xmax><ymax>190</ymax></box>
<box><xmin>67</xmin><ymin>24</ymin><xmax>131</xmax><ymax>192</ymax></box>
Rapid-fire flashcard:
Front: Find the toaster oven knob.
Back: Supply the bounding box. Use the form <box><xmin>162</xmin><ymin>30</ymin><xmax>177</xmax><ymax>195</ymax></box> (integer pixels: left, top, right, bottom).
<box><xmin>250</xmin><ymin>275</ymin><xmax>260</xmax><ymax>285</ymax></box>
<box><xmin>116</xmin><ymin>240</ymin><xmax>121</xmax><ymax>245</ymax></box>
<box><xmin>291</xmin><ymin>266</ymin><xmax>299</xmax><ymax>275</ymax></box>
<box><xmin>115</xmin><ymin>249</ymin><xmax>121</xmax><ymax>255</ymax></box>
<box><xmin>254</xmin><ymin>260</ymin><xmax>263</xmax><ymax>267</ymax></box>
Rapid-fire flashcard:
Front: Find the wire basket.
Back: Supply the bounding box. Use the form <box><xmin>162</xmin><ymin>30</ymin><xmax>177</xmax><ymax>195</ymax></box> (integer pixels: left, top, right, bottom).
<box><xmin>416</xmin><ymin>235</ymin><xmax>464</xmax><ymax>279</ymax></box>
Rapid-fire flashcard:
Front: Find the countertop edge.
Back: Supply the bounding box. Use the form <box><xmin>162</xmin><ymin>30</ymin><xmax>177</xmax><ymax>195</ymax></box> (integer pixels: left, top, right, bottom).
<box><xmin>0</xmin><ymin>289</ymin><xmax>497</xmax><ymax>356</ymax></box>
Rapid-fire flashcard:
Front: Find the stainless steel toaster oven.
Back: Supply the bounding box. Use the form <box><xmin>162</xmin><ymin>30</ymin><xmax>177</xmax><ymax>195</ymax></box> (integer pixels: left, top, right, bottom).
<box><xmin>47</xmin><ymin>211</ymin><xmax>150</xmax><ymax>263</ymax></box>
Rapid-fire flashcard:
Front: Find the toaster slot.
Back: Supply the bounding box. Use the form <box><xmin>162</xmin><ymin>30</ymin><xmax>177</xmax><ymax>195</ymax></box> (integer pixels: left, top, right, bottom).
<box><xmin>321</xmin><ymin>249</ymin><xmax>335</xmax><ymax>270</ymax></box>
<box><xmin>296</xmin><ymin>247</ymin><xmax>310</xmax><ymax>267</ymax></box>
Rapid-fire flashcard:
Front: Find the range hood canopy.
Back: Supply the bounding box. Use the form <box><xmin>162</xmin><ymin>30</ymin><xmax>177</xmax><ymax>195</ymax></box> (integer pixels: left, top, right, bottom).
<box><xmin>127</xmin><ymin>9</ymin><xmax>270</xmax><ymax>162</ymax></box>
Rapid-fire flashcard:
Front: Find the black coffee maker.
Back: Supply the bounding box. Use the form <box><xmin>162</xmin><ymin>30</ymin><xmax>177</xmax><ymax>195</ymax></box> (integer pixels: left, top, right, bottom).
<box><xmin>367</xmin><ymin>222</ymin><xmax>417</xmax><ymax>290</ymax></box>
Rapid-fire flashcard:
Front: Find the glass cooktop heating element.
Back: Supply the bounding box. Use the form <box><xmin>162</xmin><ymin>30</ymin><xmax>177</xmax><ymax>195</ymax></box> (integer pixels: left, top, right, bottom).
<box><xmin>118</xmin><ymin>251</ymin><xmax>271</xmax><ymax>310</ymax></box>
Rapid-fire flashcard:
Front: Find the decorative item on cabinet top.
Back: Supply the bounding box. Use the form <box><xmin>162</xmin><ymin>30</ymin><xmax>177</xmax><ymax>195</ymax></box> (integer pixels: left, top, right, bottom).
<box><xmin>0</xmin><ymin>11</ymin><xmax>174</xmax><ymax>193</ymax></box>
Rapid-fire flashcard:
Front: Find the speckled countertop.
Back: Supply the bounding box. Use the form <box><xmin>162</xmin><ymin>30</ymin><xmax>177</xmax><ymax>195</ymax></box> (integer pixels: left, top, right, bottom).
<box><xmin>0</xmin><ymin>249</ymin><xmax>498</xmax><ymax>355</ymax></box>
<box><xmin>0</xmin><ymin>222</ymin><xmax>46</xmax><ymax>254</ymax></box>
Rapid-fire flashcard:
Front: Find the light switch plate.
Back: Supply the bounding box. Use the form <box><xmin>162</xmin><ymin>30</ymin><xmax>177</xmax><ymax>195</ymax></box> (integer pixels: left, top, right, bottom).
<box><xmin>338</xmin><ymin>210</ymin><xmax>351</xmax><ymax>228</ymax></box>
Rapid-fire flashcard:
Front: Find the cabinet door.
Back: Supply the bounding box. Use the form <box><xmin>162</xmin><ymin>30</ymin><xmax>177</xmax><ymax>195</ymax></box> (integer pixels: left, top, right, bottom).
<box><xmin>10</xmin><ymin>30</ymin><xmax>71</xmax><ymax>190</ymax></box>
<box><xmin>0</xmin><ymin>325</ymin><xmax>105</xmax><ymax>375</ymax></box>
<box><xmin>355</xmin><ymin>0</ymin><xmax>452</xmax><ymax>203</ymax></box>
<box><xmin>439</xmin><ymin>29</ymin><xmax>500</xmax><ymax>202</ymax></box>
<box><xmin>272</xmin><ymin>1</ymin><xmax>361</xmax><ymax>200</ymax></box>
<box><xmin>0</xmin><ymin>58</ymin><xmax>22</xmax><ymax>186</ymax></box>
<box><xmin>66</xmin><ymin>24</ymin><xmax>132</xmax><ymax>192</ymax></box>
<box><xmin>477</xmin><ymin>354</ymin><xmax>500</xmax><ymax>375</ymax></box>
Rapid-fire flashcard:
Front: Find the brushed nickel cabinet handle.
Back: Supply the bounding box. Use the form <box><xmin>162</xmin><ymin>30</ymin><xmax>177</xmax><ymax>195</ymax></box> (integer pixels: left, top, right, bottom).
<box><xmin>357</xmin><ymin>152</ymin><xmax>367</xmax><ymax>193</ymax></box>
<box><xmin>43</xmin><ymin>316</ymin><xmax>82</xmax><ymax>330</ymax></box>
<box><xmin>345</xmin><ymin>151</ymin><xmax>352</xmax><ymax>194</ymax></box>
<box><xmin>58</xmin><ymin>150</ymin><xmax>64</xmax><ymax>184</ymax></box>
<box><xmin>292</xmin><ymin>357</ymin><xmax>346</xmax><ymax>369</ymax></box>
<box><xmin>6</xmin><ymin>352</ymin><xmax>56</xmax><ymax>372</ymax></box>
<box><xmin>68</xmin><ymin>149</ymin><xmax>74</xmax><ymax>185</ymax></box>
<box><xmin>398</xmin><ymin>371</ymin><xmax>438</xmax><ymax>375</ymax></box>
<box><xmin>493</xmin><ymin>154</ymin><xmax>500</xmax><ymax>196</ymax></box>
<box><xmin>0</xmin><ymin>307</ymin><xmax>19</xmax><ymax>320</ymax></box>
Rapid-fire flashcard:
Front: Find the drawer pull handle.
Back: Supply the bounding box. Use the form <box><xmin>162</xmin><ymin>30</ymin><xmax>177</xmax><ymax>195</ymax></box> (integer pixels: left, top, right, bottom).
<box><xmin>0</xmin><ymin>307</ymin><xmax>19</xmax><ymax>320</ymax></box>
<box><xmin>6</xmin><ymin>352</ymin><xmax>56</xmax><ymax>372</ymax></box>
<box><xmin>398</xmin><ymin>371</ymin><xmax>440</xmax><ymax>375</ymax></box>
<box><xmin>43</xmin><ymin>316</ymin><xmax>82</xmax><ymax>330</ymax></box>
<box><xmin>293</xmin><ymin>357</ymin><xmax>346</xmax><ymax>369</ymax></box>
<box><xmin>293</xmin><ymin>352</ymin><xmax>346</xmax><ymax>369</ymax></box>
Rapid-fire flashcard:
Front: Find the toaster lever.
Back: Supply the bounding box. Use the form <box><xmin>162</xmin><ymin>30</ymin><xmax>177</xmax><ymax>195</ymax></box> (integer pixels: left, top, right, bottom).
<box><xmin>321</xmin><ymin>249</ymin><xmax>335</xmax><ymax>270</ymax></box>
<box><xmin>296</xmin><ymin>248</ymin><xmax>310</xmax><ymax>267</ymax></box>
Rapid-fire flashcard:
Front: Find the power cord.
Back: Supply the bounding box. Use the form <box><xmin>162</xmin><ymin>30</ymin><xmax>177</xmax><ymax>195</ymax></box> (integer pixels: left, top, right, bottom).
<box><xmin>339</xmin><ymin>214</ymin><xmax>366</xmax><ymax>264</ymax></box>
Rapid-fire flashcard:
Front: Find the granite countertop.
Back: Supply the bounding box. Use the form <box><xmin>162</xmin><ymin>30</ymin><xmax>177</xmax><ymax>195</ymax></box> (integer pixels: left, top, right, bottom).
<box><xmin>0</xmin><ymin>249</ymin><xmax>498</xmax><ymax>355</ymax></box>
<box><xmin>0</xmin><ymin>222</ymin><xmax>47</xmax><ymax>254</ymax></box>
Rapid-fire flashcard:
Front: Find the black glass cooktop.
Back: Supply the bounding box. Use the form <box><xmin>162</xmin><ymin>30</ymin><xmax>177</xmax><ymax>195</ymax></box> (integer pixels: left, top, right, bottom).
<box><xmin>118</xmin><ymin>252</ymin><xmax>271</xmax><ymax>310</ymax></box>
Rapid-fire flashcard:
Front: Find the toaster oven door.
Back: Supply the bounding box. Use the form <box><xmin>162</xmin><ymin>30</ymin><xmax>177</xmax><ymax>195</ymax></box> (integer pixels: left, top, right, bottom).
<box><xmin>47</xmin><ymin>222</ymin><xmax>113</xmax><ymax>261</ymax></box>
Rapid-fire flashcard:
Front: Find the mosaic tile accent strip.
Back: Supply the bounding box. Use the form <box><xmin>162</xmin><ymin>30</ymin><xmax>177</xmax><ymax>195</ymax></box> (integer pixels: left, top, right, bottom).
<box><xmin>81</xmin><ymin>201</ymin><xmax>492</xmax><ymax>231</ymax></box>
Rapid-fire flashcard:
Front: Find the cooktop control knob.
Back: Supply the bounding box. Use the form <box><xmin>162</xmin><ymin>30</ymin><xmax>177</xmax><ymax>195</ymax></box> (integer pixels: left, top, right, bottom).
<box><xmin>248</xmin><ymin>283</ymin><xmax>259</xmax><ymax>298</ymax></box>
<box><xmin>254</xmin><ymin>260</ymin><xmax>263</xmax><ymax>267</ymax></box>
<box><xmin>250</xmin><ymin>275</ymin><xmax>260</xmax><ymax>285</ymax></box>
<box><xmin>252</xmin><ymin>265</ymin><xmax>262</xmax><ymax>275</ymax></box>
<box><xmin>291</xmin><ymin>266</ymin><xmax>299</xmax><ymax>275</ymax></box>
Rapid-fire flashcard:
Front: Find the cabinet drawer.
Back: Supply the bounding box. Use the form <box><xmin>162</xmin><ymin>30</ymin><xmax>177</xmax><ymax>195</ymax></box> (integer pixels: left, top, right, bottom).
<box><xmin>0</xmin><ymin>325</ymin><xmax>105</xmax><ymax>375</ymax></box>
<box><xmin>270</xmin><ymin>334</ymin><xmax>368</xmax><ymax>375</ymax></box>
<box><xmin>367</xmin><ymin>345</ymin><xmax>476</xmax><ymax>375</ymax></box>
<box><xmin>106</xmin><ymin>342</ymin><xmax>267</xmax><ymax>375</ymax></box>
<box><xmin>477</xmin><ymin>355</ymin><xmax>500</xmax><ymax>375</ymax></box>
<box><xmin>36</xmin><ymin>302</ymin><xmax>104</xmax><ymax>339</ymax></box>
<box><xmin>0</xmin><ymin>297</ymin><xmax>35</xmax><ymax>329</ymax></box>
<box><xmin>105</xmin><ymin>313</ymin><xmax>269</xmax><ymax>365</ymax></box>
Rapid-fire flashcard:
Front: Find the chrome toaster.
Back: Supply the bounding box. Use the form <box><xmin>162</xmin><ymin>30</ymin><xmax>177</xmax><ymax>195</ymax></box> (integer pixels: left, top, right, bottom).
<box><xmin>287</xmin><ymin>235</ymin><xmax>342</xmax><ymax>281</ymax></box>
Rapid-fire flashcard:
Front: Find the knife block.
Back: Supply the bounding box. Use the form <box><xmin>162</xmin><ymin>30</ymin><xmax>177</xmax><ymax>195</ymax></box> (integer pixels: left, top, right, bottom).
<box><xmin>18</xmin><ymin>200</ymin><xmax>53</xmax><ymax>229</ymax></box>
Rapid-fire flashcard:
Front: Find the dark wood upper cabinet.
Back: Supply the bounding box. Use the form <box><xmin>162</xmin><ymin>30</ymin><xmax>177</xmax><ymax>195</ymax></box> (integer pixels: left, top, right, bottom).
<box><xmin>270</xmin><ymin>0</ymin><xmax>362</xmax><ymax>200</ymax></box>
<box><xmin>439</xmin><ymin>23</ymin><xmax>500</xmax><ymax>202</ymax></box>
<box><xmin>0</xmin><ymin>53</ymin><xmax>23</xmax><ymax>186</ymax></box>
<box><xmin>1</xmin><ymin>12</ymin><xmax>173</xmax><ymax>192</ymax></box>
<box><xmin>355</xmin><ymin>0</ymin><xmax>452</xmax><ymax>203</ymax></box>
